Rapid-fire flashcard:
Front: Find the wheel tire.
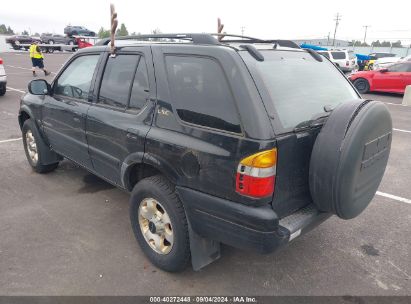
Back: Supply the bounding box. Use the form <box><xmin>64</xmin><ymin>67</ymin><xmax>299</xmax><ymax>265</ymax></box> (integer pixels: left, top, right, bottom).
<box><xmin>0</xmin><ymin>84</ymin><xmax>5</xmax><ymax>96</ymax></box>
<box><xmin>130</xmin><ymin>175</ymin><xmax>190</xmax><ymax>272</ymax></box>
<box><xmin>309</xmin><ymin>100</ymin><xmax>392</xmax><ymax>219</ymax></box>
<box><xmin>353</xmin><ymin>78</ymin><xmax>370</xmax><ymax>94</ymax></box>
<box><xmin>22</xmin><ymin>119</ymin><xmax>59</xmax><ymax>173</ymax></box>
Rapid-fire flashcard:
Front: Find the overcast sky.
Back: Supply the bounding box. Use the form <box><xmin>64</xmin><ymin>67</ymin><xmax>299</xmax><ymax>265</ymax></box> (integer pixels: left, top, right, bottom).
<box><xmin>1</xmin><ymin>0</ymin><xmax>411</xmax><ymax>44</ymax></box>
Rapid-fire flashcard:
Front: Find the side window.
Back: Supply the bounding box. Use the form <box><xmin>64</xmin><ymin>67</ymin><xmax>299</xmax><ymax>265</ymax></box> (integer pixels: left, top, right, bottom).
<box><xmin>54</xmin><ymin>55</ymin><xmax>99</xmax><ymax>100</ymax></box>
<box><xmin>165</xmin><ymin>56</ymin><xmax>241</xmax><ymax>133</ymax></box>
<box><xmin>388</xmin><ymin>63</ymin><xmax>409</xmax><ymax>72</ymax></box>
<box><xmin>129</xmin><ymin>56</ymin><xmax>150</xmax><ymax>110</ymax></box>
<box><xmin>98</xmin><ymin>54</ymin><xmax>139</xmax><ymax>109</ymax></box>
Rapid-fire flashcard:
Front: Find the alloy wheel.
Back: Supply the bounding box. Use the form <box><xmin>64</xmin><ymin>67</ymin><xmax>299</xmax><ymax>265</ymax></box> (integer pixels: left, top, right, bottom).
<box><xmin>138</xmin><ymin>198</ymin><xmax>174</xmax><ymax>254</ymax></box>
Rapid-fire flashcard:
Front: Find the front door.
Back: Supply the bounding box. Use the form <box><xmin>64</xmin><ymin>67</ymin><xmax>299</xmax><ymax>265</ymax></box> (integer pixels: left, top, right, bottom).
<box><xmin>42</xmin><ymin>53</ymin><xmax>101</xmax><ymax>167</ymax></box>
<box><xmin>86</xmin><ymin>48</ymin><xmax>156</xmax><ymax>185</ymax></box>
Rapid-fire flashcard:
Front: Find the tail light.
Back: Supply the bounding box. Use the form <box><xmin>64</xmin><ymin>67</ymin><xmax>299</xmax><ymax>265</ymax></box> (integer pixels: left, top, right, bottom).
<box><xmin>346</xmin><ymin>61</ymin><xmax>349</xmax><ymax>66</ymax></box>
<box><xmin>236</xmin><ymin>148</ymin><xmax>277</xmax><ymax>198</ymax></box>
<box><xmin>0</xmin><ymin>58</ymin><xmax>3</xmax><ymax>65</ymax></box>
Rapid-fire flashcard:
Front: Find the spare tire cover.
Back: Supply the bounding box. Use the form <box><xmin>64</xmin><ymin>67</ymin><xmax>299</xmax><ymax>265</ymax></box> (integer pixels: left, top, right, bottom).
<box><xmin>309</xmin><ymin>100</ymin><xmax>392</xmax><ymax>219</ymax></box>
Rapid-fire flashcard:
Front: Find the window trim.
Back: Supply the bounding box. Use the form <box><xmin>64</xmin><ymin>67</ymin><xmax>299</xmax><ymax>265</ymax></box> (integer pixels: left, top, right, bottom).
<box><xmin>128</xmin><ymin>55</ymin><xmax>151</xmax><ymax>111</ymax></box>
<box><xmin>52</xmin><ymin>52</ymin><xmax>102</xmax><ymax>102</ymax></box>
<box><xmin>163</xmin><ymin>53</ymin><xmax>244</xmax><ymax>135</ymax></box>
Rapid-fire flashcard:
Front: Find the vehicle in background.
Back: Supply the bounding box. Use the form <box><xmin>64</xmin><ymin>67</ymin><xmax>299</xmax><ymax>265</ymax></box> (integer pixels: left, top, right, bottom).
<box><xmin>75</xmin><ymin>36</ymin><xmax>99</xmax><ymax>49</ymax></box>
<box><xmin>41</xmin><ymin>33</ymin><xmax>76</xmax><ymax>45</ymax></box>
<box><xmin>0</xmin><ymin>57</ymin><xmax>6</xmax><ymax>96</ymax></box>
<box><xmin>64</xmin><ymin>26</ymin><xmax>96</xmax><ymax>37</ymax></box>
<box><xmin>5</xmin><ymin>35</ymin><xmax>41</xmax><ymax>50</ymax></box>
<box><xmin>349</xmin><ymin>61</ymin><xmax>411</xmax><ymax>94</ymax></box>
<box><xmin>365</xmin><ymin>52</ymin><xmax>397</xmax><ymax>70</ymax></box>
<box><xmin>318</xmin><ymin>50</ymin><xmax>357</xmax><ymax>72</ymax></box>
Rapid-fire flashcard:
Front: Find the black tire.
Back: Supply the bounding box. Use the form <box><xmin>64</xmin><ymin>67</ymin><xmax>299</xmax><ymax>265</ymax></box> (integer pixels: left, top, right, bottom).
<box><xmin>309</xmin><ymin>100</ymin><xmax>392</xmax><ymax>219</ymax></box>
<box><xmin>0</xmin><ymin>84</ymin><xmax>5</xmax><ymax>96</ymax></box>
<box><xmin>22</xmin><ymin>119</ymin><xmax>59</xmax><ymax>173</ymax></box>
<box><xmin>130</xmin><ymin>175</ymin><xmax>190</xmax><ymax>272</ymax></box>
<box><xmin>353</xmin><ymin>78</ymin><xmax>370</xmax><ymax>94</ymax></box>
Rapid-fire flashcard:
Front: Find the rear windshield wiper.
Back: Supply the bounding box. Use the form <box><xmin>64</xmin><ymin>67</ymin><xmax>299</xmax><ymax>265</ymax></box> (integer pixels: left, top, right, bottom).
<box><xmin>293</xmin><ymin>105</ymin><xmax>334</xmax><ymax>132</ymax></box>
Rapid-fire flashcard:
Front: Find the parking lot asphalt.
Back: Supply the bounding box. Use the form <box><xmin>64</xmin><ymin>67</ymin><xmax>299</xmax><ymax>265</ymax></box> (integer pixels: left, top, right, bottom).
<box><xmin>0</xmin><ymin>52</ymin><xmax>410</xmax><ymax>296</ymax></box>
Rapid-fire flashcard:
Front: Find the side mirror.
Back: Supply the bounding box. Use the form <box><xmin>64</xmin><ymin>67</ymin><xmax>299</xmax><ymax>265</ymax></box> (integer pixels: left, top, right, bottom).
<box><xmin>379</xmin><ymin>68</ymin><xmax>388</xmax><ymax>73</ymax></box>
<box><xmin>28</xmin><ymin>79</ymin><xmax>51</xmax><ymax>95</ymax></box>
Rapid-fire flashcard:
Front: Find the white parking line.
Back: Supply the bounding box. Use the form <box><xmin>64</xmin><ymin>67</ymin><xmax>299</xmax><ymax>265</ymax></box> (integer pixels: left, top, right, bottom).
<box><xmin>5</xmin><ymin>65</ymin><xmax>56</xmax><ymax>75</ymax></box>
<box><xmin>393</xmin><ymin>128</ymin><xmax>411</xmax><ymax>134</ymax></box>
<box><xmin>0</xmin><ymin>138</ymin><xmax>22</xmax><ymax>144</ymax></box>
<box><xmin>6</xmin><ymin>86</ymin><xmax>25</xmax><ymax>93</ymax></box>
<box><xmin>376</xmin><ymin>191</ymin><xmax>411</xmax><ymax>205</ymax></box>
<box><xmin>384</xmin><ymin>102</ymin><xmax>408</xmax><ymax>107</ymax></box>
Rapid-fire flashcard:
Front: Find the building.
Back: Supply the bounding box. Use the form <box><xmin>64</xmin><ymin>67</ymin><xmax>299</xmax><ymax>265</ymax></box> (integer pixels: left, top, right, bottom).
<box><xmin>292</xmin><ymin>38</ymin><xmax>350</xmax><ymax>47</ymax></box>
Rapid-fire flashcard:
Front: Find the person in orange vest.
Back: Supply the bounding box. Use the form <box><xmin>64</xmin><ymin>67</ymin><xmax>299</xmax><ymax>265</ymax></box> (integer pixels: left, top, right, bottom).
<box><xmin>29</xmin><ymin>41</ymin><xmax>50</xmax><ymax>77</ymax></box>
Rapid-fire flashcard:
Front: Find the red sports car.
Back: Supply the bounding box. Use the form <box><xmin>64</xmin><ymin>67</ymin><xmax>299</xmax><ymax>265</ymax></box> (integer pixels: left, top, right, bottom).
<box><xmin>349</xmin><ymin>61</ymin><xmax>411</xmax><ymax>94</ymax></box>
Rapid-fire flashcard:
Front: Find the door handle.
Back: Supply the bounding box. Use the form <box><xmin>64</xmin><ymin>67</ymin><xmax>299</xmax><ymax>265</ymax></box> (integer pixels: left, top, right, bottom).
<box><xmin>126</xmin><ymin>133</ymin><xmax>138</xmax><ymax>140</ymax></box>
<box><xmin>126</xmin><ymin>128</ymin><xmax>140</xmax><ymax>140</ymax></box>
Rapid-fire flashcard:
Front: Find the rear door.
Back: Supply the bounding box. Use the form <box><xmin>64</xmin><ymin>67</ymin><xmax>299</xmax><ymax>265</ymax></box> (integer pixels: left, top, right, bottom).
<box><xmin>86</xmin><ymin>47</ymin><xmax>156</xmax><ymax>185</ymax></box>
<box><xmin>43</xmin><ymin>53</ymin><xmax>101</xmax><ymax>167</ymax></box>
<box><xmin>147</xmin><ymin>45</ymin><xmax>275</xmax><ymax>205</ymax></box>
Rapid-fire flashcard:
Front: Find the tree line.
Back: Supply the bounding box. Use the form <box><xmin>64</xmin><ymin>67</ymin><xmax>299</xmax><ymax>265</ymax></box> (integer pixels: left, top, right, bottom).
<box><xmin>98</xmin><ymin>24</ymin><xmax>163</xmax><ymax>39</ymax></box>
<box><xmin>0</xmin><ymin>24</ymin><xmax>15</xmax><ymax>35</ymax></box>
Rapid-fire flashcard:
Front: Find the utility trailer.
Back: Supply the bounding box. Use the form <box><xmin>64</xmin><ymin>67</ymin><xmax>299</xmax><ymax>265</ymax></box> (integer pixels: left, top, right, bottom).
<box><xmin>7</xmin><ymin>36</ymin><xmax>101</xmax><ymax>53</ymax></box>
<box><xmin>8</xmin><ymin>41</ymin><xmax>77</xmax><ymax>53</ymax></box>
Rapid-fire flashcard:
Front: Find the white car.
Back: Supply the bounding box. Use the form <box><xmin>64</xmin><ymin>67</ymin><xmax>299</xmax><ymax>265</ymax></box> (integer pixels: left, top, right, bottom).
<box><xmin>373</xmin><ymin>55</ymin><xmax>411</xmax><ymax>70</ymax></box>
<box><xmin>0</xmin><ymin>57</ymin><xmax>6</xmax><ymax>96</ymax></box>
<box><xmin>318</xmin><ymin>50</ymin><xmax>357</xmax><ymax>72</ymax></box>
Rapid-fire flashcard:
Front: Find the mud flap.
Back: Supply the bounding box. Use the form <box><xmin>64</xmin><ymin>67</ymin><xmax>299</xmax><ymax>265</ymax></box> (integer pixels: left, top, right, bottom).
<box><xmin>187</xmin><ymin>220</ymin><xmax>221</xmax><ymax>271</ymax></box>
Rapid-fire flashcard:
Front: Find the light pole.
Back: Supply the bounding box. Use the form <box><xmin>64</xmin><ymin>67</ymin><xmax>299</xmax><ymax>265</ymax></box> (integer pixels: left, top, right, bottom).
<box><xmin>363</xmin><ymin>25</ymin><xmax>370</xmax><ymax>44</ymax></box>
<box><xmin>332</xmin><ymin>13</ymin><xmax>341</xmax><ymax>47</ymax></box>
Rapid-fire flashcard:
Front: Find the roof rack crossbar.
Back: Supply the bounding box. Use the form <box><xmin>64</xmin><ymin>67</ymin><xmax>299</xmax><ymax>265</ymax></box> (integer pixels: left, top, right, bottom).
<box><xmin>94</xmin><ymin>33</ymin><xmax>301</xmax><ymax>49</ymax></box>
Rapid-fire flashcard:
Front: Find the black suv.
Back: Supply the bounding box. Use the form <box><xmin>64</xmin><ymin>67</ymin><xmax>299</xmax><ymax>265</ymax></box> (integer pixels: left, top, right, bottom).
<box><xmin>19</xmin><ymin>34</ymin><xmax>392</xmax><ymax>272</ymax></box>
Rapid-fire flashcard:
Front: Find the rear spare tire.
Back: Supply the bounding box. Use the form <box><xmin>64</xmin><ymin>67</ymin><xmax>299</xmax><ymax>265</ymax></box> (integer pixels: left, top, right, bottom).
<box><xmin>309</xmin><ymin>100</ymin><xmax>392</xmax><ymax>219</ymax></box>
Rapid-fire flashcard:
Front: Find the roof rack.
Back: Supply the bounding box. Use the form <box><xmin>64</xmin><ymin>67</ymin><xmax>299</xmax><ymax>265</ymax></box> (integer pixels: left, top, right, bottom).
<box><xmin>94</xmin><ymin>33</ymin><xmax>300</xmax><ymax>49</ymax></box>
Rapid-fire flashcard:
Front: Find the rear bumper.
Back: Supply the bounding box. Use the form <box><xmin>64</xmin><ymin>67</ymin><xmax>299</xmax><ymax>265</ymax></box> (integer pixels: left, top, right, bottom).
<box><xmin>177</xmin><ymin>187</ymin><xmax>331</xmax><ymax>254</ymax></box>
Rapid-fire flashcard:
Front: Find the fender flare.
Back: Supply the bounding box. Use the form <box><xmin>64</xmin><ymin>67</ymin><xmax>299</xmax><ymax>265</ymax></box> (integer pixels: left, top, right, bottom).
<box><xmin>120</xmin><ymin>152</ymin><xmax>180</xmax><ymax>191</ymax></box>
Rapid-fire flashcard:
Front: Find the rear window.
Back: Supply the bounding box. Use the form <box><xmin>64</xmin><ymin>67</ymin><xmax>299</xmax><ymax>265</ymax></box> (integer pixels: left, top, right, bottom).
<box><xmin>241</xmin><ymin>50</ymin><xmax>359</xmax><ymax>131</ymax></box>
<box><xmin>331</xmin><ymin>51</ymin><xmax>346</xmax><ymax>60</ymax></box>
